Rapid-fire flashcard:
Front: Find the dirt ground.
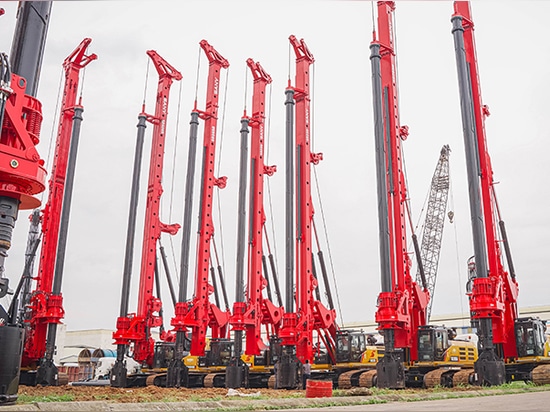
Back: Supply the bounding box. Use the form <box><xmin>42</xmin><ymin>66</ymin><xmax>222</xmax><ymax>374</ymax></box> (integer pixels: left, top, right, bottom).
<box><xmin>17</xmin><ymin>385</ymin><xmax>305</xmax><ymax>403</ymax></box>
<box><xmin>16</xmin><ymin>384</ymin><xmax>489</xmax><ymax>404</ymax></box>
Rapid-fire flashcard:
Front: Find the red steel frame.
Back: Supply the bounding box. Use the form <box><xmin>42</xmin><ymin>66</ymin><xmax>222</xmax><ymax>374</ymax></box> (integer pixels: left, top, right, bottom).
<box><xmin>113</xmin><ymin>50</ymin><xmax>182</xmax><ymax>366</ymax></box>
<box><xmin>372</xmin><ymin>1</ymin><xmax>429</xmax><ymax>362</ymax></box>
<box><xmin>171</xmin><ymin>40</ymin><xmax>230</xmax><ymax>357</ymax></box>
<box><xmin>230</xmin><ymin>59</ymin><xmax>282</xmax><ymax>356</ymax></box>
<box><xmin>453</xmin><ymin>1</ymin><xmax>518</xmax><ymax>358</ymax></box>
<box><xmin>22</xmin><ymin>39</ymin><xmax>96</xmax><ymax>366</ymax></box>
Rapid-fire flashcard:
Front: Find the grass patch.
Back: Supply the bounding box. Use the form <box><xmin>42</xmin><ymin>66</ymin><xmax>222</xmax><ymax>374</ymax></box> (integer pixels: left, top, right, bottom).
<box><xmin>17</xmin><ymin>393</ymin><xmax>75</xmax><ymax>403</ymax></box>
<box><xmin>188</xmin><ymin>394</ymin><xmax>224</xmax><ymax>402</ymax></box>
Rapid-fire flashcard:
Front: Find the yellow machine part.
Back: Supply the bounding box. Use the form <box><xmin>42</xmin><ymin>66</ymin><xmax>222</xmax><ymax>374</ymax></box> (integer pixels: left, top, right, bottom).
<box><xmin>361</xmin><ymin>345</ymin><xmax>384</xmax><ymax>365</ymax></box>
<box><xmin>416</xmin><ymin>340</ymin><xmax>477</xmax><ymax>368</ymax></box>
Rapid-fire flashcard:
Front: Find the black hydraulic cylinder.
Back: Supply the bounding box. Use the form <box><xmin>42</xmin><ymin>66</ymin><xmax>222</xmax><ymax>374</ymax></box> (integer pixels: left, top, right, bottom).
<box><xmin>268</xmin><ymin>253</ymin><xmax>283</xmax><ymax>308</ymax></box>
<box><xmin>159</xmin><ymin>245</ymin><xmax>177</xmax><ymax>306</ymax></box>
<box><xmin>234</xmin><ymin>118</ymin><xmax>249</xmax><ymax>306</ymax></box>
<box><xmin>317</xmin><ymin>251</ymin><xmax>334</xmax><ymax>311</ymax></box>
<box><xmin>284</xmin><ymin>89</ymin><xmax>295</xmax><ymax>312</ymax></box>
<box><xmin>168</xmin><ymin>111</ymin><xmax>200</xmax><ymax>387</ymax></box>
<box><xmin>52</xmin><ymin>106</ymin><xmax>82</xmax><ymax>295</ymax></box>
<box><xmin>262</xmin><ymin>255</ymin><xmax>274</xmax><ymax>302</ymax></box>
<box><xmin>452</xmin><ymin>14</ymin><xmax>504</xmax><ymax>386</ymax></box>
<box><xmin>216</xmin><ymin>263</ymin><xmax>230</xmax><ymax>311</ymax></box>
<box><xmin>119</xmin><ymin>114</ymin><xmax>147</xmax><ymax>318</ymax></box>
<box><xmin>310</xmin><ymin>254</ymin><xmax>321</xmax><ymax>301</ymax></box>
<box><xmin>499</xmin><ymin>220</ymin><xmax>516</xmax><ymax>280</ymax></box>
<box><xmin>226</xmin><ymin>118</ymin><xmax>249</xmax><ymax>389</ymax></box>
<box><xmin>112</xmin><ymin>113</ymin><xmax>147</xmax><ymax>387</ymax></box>
<box><xmin>9</xmin><ymin>1</ymin><xmax>52</xmax><ymax>97</ymax></box>
<box><xmin>411</xmin><ymin>234</ymin><xmax>428</xmax><ymax>290</ymax></box>
<box><xmin>178</xmin><ymin>111</ymin><xmax>200</xmax><ymax>303</ymax></box>
<box><xmin>371</xmin><ymin>43</ymin><xmax>392</xmax><ymax>302</ymax></box>
<box><xmin>37</xmin><ymin>105</ymin><xmax>84</xmax><ymax>385</ymax></box>
<box><xmin>210</xmin><ymin>265</ymin><xmax>221</xmax><ymax>308</ymax></box>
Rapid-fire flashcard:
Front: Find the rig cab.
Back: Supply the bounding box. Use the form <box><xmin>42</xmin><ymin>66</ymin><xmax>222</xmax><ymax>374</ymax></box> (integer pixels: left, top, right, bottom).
<box><xmin>417</xmin><ymin>326</ymin><xmax>453</xmax><ymax>362</ymax></box>
<box><xmin>514</xmin><ymin>318</ymin><xmax>548</xmax><ymax>358</ymax></box>
<box><xmin>336</xmin><ymin>330</ymin><xmax>367</xmax><ymax>364</ymax></box>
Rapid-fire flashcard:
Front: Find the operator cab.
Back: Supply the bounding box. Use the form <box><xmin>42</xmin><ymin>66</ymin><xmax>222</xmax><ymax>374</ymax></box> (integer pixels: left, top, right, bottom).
<box><xmin>417</xmin><ymin>325</ymin><xmax>453</xmax><ymax>362</ymax></box>
<box><xmin>204</xmin><ymin>338</ymin><xmax>233</xmax><ymax>367</ymax></box>
<box><xmin>336</xmin><ymin>330</ymin><xmax>366</xmax><ymax>363</ymax></box>
<box><xmin>515</xmin><ymin>317</ymin><xmax>547</xmax><ymax>357</ymax></box>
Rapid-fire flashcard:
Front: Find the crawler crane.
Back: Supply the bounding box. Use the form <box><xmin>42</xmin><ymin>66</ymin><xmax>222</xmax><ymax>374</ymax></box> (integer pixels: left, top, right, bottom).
<box><xmin>451</xmin><ymin>0</ymin><xmax>550</xmax><ymax>385</ymax></box>
<box><xmin>370</xmin><ymin>1</ymin><xmax>476</xmax><ymax>389</ymax></box>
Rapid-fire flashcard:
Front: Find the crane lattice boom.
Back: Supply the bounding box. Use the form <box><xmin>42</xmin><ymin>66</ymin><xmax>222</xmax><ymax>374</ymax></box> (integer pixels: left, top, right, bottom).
<box><xmin>415</xmin><ymin>145</ymin><xmax>451</xmax><ymax>321</ymax></box>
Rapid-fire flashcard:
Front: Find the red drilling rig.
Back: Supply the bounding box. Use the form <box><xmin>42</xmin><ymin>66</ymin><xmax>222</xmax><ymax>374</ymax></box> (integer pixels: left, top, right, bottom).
<box><xmin>371</xmin><ymin>1</ymin><xmax>477</xmax><ymax>389</ymax></box>
<box><xmin>370</xmin><ymin>1</ymin><xmax>428</xmax><ymax>389</ymax></box>
<box><xmin>19</xmin><ymin>38</ymin><xmax>96</xmax><ymax>387</ymax></box>
<box><xmin>0</xmin><ymin>1</ymin><xmax>95</xmax><ymax>398</ymax></box>
<box><xmin>167</xmin><ymin>40</ymin><xmax>232</xmax><ymax>388</ymax></box>
<box><xmin>278</xmin><ymin>35</ymin><xmax>337</xmax><ymax>389</ymax></box>
<box><xmin>451</xmin><ymin>0</ymin><xmax>550</xmax><ymax>386</ymax></box>
<box><xmin>111</xmin><ymin>50</ymin><xmax>182</xmax><ymax>388</ymax></box>
<box><xmin>225</xmin><ymin>58</ymin><xmax>284</xmax><ymax>389</ymax></box>
<box><xmin>0</xmin><ymin>2</ymin><xmax>50</xmax><ymax>401</ymax></box>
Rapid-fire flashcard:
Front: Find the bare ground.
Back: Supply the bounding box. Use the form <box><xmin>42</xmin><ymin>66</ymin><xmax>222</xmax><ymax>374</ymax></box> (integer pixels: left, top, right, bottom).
<box><xmin>17</xmin><ymin>385</ymin><xmax>305</xmax><ymax>403</ymax></box>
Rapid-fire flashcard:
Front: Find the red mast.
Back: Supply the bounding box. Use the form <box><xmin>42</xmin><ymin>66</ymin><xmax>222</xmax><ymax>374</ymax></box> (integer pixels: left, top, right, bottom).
<box><xmin>22</xmin><ymin>38</ymin><xmax>96</xmax><ymax>367</ymax></box>
<box><xmin>452</xmin><ymin>1</ymin><xmax>519</xmax><ymax>385</ymax></box>
<box><xmin>453</xmin><ymin>1</ymin><xmax>518</xmax><ymax>358</ymax></box>
<box><xmin>172</xmin><ymin>40</ymin><xmax>230</xmax><ymax>357</ymax></box>
<box><xmin>371</xmin><ymin>1</ymin><xmax>429</xmax><ymax>388</ymax></box>
<box><xmin>230</xmin><ymin>59</ymin><xmax>282</xmax><ymax>356</ymax></box>
<box><xmin>280</xmin><ymin>35</ymin><xmax>336</xmax><ymax>368</ymax></box>
<box><xmin>113</xmin><ymin>50</ymin><xmax>182</xmax><ymax>367</ymax></box>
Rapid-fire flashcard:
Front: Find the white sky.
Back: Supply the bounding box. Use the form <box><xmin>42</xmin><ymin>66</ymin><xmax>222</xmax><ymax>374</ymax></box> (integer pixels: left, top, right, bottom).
<box><xmin>0</xmin><ymin>0</ymin><xmax>548</xmax><ymax>334</ymax></box>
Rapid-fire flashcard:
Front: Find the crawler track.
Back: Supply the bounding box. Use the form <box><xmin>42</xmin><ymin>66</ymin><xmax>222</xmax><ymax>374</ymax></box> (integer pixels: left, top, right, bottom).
<box><xmin>532</xmin><ymin>364</ymin><xmax>550</xmax><ymax>385</ymax></box>
<box><xmin>359</xmin><ymin>369</ymin><xmax>377</xmax><ymax>387</ymax></box>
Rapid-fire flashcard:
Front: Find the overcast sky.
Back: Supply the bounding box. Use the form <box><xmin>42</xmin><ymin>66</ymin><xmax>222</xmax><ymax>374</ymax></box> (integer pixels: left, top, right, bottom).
<box><xmin>0</xmin><ymin>0</ymin><xmax>548</xmax><ymax>334</ymax></box>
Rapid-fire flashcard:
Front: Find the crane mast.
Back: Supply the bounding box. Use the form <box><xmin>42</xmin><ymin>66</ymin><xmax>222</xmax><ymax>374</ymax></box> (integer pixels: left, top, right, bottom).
<box><xmin>370</xmin><ymin>1</ymin><xmax>429</xmax><ymax>389</ymax></box>
<box><xmin>111</xmin><ymin>50</ymin><xmax>182</xmax><ymax>386</ymax></box>
<box><xmin>170</xmin><ymin>40</ymin><xmax>230</xmax><ymax>358</ymax></box>
<box><xmin>451</xmin><ymin>0</ymin><xmax>516</xmax><ymax>385</ymax></box>
<box><xmin>22</xmin><ymin>39</ymin><xmax>96</xmax><ymax>386</ymax></box>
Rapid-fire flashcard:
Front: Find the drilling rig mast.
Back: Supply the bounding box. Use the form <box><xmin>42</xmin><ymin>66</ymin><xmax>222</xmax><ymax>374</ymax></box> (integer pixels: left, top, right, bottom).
<box><xmin>111</xmin><ymin>50</ymin><xmax>182</xmax><ymax>388</ymax></box>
